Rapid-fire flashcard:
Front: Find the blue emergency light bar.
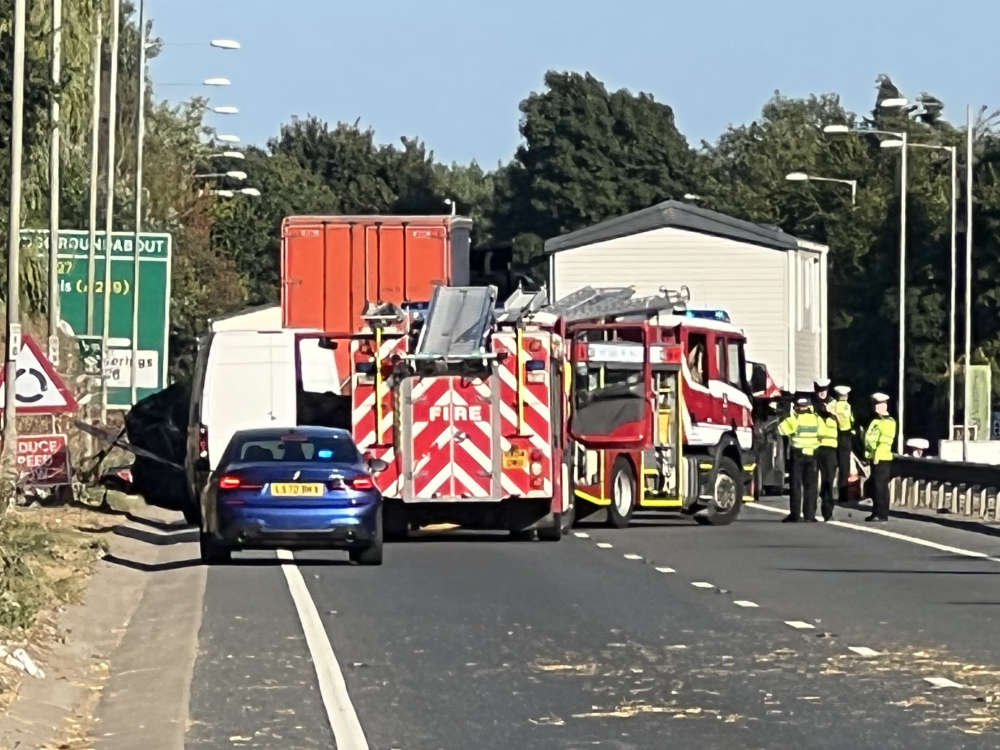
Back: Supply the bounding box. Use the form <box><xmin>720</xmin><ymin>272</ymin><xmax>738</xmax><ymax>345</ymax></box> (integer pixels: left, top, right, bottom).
<box><xmin>684</xmin><ymin>309</ymin><xmax>731</xmax><ymax>323</ymax></box>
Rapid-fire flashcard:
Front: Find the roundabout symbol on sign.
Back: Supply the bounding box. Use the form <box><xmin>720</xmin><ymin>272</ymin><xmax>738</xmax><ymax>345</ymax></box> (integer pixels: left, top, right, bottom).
<box><xmin>15</xmin><ymin>367</ymin><xmax>47</xmax><ymax>403</ymax></box>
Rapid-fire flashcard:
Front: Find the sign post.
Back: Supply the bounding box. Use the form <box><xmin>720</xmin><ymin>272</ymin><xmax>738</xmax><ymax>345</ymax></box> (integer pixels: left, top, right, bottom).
<box><xmin>22</xmin><ymin>228</ymin><xmax>171</xmax><ymax>409</ymax></box>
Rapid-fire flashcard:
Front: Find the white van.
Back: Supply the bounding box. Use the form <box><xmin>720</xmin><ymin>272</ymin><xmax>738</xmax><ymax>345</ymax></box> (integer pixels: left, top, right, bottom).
<box><xmin>185</xmin><ymin>329</ymin><xmax>347</xmax><ymax>503</ymax></box>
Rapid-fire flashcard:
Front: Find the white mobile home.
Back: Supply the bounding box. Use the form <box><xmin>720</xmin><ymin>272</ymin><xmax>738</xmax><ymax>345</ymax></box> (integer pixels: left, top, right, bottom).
<box><xmin>546</xmin><ymin>200</ymin><xmax>828</xmax><ymax>393</ymax></box>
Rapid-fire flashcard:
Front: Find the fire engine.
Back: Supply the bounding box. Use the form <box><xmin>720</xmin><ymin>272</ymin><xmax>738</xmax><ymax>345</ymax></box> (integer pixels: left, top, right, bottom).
<box><xmin>342</xmin><ymin>284</ymin><xmax>757</xmax><ymax>537</ymax></box>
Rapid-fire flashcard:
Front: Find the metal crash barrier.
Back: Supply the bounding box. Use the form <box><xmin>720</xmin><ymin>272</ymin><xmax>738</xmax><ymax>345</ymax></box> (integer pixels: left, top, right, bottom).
<box><xmin>889</xmin><ymin>456</ymin><xmax>1000</xmax><ymax>521</ymax></box>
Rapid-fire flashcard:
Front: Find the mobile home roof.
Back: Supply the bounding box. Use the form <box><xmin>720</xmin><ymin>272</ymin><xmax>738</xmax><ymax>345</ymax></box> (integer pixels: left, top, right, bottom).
<box><xmin>544</xmin><ymin>200</ymin><xmax>804</xmax><ymax>254</ymax></box>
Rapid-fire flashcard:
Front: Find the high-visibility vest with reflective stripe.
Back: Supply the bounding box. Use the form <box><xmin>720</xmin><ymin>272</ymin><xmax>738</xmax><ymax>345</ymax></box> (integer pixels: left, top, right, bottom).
<box><xmin>818</xmin><ymin>411</ymin><xmax>839</xmax><ymax>448</ymax></box>
<box><xmin>864</xmin><ymin>417</ymin><xmax>896</xmax><ymax>464</ymax></box>
<box><xmin>778</xmin><ymin>411</ymin><xmax>821</xmax><ymax>455</ymax></box>
<box><xmin>834</xmin><ymin>399</ymin><xmax>854</xmax><ymax>432</ymax></box>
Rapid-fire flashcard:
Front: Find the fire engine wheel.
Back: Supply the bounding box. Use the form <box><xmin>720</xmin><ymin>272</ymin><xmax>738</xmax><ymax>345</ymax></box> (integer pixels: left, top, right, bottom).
<box><xmin>607</xmin><ymin>458</ymin><xmax>636</xmax><ymax>529</ymax></box>
<box><xmin>695</xmin><ymin>457</ymin><xmax>743</xmax><ymax>526</ymax></box>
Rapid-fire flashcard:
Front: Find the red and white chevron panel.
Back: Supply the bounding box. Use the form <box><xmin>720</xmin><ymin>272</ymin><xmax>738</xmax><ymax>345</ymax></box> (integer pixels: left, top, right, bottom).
<box><xmin>492</xmin><ymin>331</ymin><xmax>554</xmax><ymax>498</ymax></box>
<box><xmin>408</xmin><ymin>375</ymin><xmax>494</xmax><ymax>499</ymax></box>
<box><xmin>350</xmin><ymin>334</ymin><xmax>408</xmax><ymax>497</ymax></box>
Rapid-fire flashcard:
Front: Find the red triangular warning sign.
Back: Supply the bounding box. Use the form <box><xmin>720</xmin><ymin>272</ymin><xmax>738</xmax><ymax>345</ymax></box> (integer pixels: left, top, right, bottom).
<box><xmin>0</xmin><ymin>335</ymin><xmax>79</xmax><ymax>414</ymax></box>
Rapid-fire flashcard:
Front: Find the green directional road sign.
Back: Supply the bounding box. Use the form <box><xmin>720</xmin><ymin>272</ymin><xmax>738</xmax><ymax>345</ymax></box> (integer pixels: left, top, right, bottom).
<box><xmin>22</xmin><ymin>229</ymin><xmax>172</xmax><ymax>408</ymax></box>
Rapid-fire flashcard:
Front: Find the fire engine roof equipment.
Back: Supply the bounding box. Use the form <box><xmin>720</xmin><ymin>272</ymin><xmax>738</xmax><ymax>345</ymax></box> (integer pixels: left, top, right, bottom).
<box><xmin>414</xmin><ymin>285</ymin><xmax>498</xmax><ymax>360</ymax></box>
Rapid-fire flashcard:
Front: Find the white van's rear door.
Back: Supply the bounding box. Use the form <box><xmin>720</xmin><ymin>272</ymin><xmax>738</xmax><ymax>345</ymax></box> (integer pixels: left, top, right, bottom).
<box><xmin>201</xmin><ymin>331</ymin><xmax>296</xmax><ymax>468</ymax></box>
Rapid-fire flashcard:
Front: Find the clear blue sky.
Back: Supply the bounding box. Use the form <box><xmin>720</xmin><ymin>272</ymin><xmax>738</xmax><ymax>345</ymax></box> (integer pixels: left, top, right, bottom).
<box><xmin>149</xmin><ymin>0</ymin><xmax>999</xmax><ymax>166</ymax></box>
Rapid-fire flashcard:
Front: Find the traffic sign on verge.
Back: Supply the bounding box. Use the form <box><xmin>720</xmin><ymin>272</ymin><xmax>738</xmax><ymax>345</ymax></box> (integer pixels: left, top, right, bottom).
<box><xmin>16</xmin><ymin>434</ymin><xmax>70</xmax><ymax>486</ymax></box>
<box><xmin>0</xmin><ymin>335</ymin><xmax>79</xmax><ymax>414</ymax></box>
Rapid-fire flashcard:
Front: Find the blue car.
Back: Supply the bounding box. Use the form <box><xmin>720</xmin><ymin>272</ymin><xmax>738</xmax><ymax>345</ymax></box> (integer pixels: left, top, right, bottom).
<box><xmin>198</xmin><ymin>426</ymin><xmax>386</xmax><ymax>565</ymax></box>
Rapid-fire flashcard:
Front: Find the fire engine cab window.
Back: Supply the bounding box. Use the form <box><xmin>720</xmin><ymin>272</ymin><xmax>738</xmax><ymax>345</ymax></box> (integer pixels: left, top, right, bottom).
<box><xmin>726</xmin><ymin>340</ymin><xmax>744</xmax><ymax>388</ymax></box>
<box><xmin>687</xmin><ymin>333</ymin><xmax>707</xmax><ymax>386</ymax></box>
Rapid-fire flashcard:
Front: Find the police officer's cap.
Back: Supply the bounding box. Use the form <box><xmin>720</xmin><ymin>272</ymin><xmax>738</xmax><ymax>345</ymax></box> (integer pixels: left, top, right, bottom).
<box><xmin>871</xmin><ymin>392</ymin><xmax>890</xmax><ymax>404</ymax></box>
<box><xmin>906</xmin><ymin>438</ymin><xmax>930</xmax><ymax>450</ymax></box>
<box><xmin>795</xmin><ymin>396</ymin><xmax>811</xmax><ymax>408</ymax></box>
<box><xmin>833</xmin><ymin>385</ymin><xmax>851</xmax><ymax>396</ymax></box>
<box><xmin>814</xmin><ymin>378</ymin><xmax>831</xmax><ymax>390</ymax></box>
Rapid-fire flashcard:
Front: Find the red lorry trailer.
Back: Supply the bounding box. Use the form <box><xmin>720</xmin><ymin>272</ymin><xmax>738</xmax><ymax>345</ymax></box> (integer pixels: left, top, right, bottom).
<box><xmin>280</xmin><ymin>215</ymin><xmax>472</xmax><ymax>383</ymax></box>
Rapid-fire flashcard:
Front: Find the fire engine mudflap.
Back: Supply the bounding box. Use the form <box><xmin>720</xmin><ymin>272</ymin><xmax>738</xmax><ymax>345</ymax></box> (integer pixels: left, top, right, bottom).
<box><xmin>382</xmin><ymin>285</ymin><xmax>567</xmax><ymax>540</ymax></box>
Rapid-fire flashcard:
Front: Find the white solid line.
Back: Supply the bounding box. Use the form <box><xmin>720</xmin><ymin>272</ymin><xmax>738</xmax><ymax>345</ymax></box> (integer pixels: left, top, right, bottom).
<box><xmin>848</xmin><ymin>646</ymin><xmax>882</xmax><ymax>658</ymax></box>
<box><xmin>573</xmin><ymin>531</ymin><xmax>590</xmax><ymax>539</ymax></box>
<box><xmin>748</xmin><ymin>502</ymin><xmax>1000</xmax><ymax>564</ymax></box>
<box><xmin>784</xmin><ymin>620</ymin><xmax>816</xmax><ymax>630</ymax></box>
<box><xmin>277</xmin><ymin>549</ymin><xmax>369</xmax><ymax>750</ymax></box>
<box><xmin>595</xmin><ymin>542</ymin><xmax>613</xmax><ymax>549</ymax></box>
<box><xmin>623</xmin><ymin>553</ymin><xmax>643</xmax><ymax>561</ymax></box>
<box><xmin>691</xmin><ymin>581</ymin><xmax>715</xmax><ymax>589</ymax></box>
<box><xmin>733</xmin><ymin>600</ymin><xmax>759</xmax><ymax>608</ymax></box>
<box><xmin>924</xmin><ymin>676</ymin><xmax>965</xmax><ymax>689</ymax></box>
<box><xmin>655</xmin><ymin>566</ymin><xmax>676</xmax><ymax>574</ymax></box>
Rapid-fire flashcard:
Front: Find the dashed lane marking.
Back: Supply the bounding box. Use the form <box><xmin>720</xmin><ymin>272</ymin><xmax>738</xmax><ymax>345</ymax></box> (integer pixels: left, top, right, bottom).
<box><xmin>277</xmin><ymin>549</ymin><xmax>369</xmax><ymax>750</ymax></box>
<box><xmin>595</xmin><ymin>542</ymin><xmax>613</xmax><ymax>549</ymax></box>
<box><xmin>655</xmin><ymin>567</ymin><xmax>676</xmax><ymax>574</ymax></box>
<box><xmin>573</xmin><ymin>532</ymin><xmax>590</xmax><ymax>539</ymax></box>
<box><xmin>924</xmin><ymin>676</ymin><xmax>965</xmax><ymax>689</ymax></box>
<box><xmin>733</xmin><ymin>600</ymin><xmax>759</xmax><ymax>608</ymax></box>
<box><xmin>848</xmin><ymin>646</ymin><xmax>882</xmax><ymax>658</ymax></box>
<box><xmin>623</xmin><ymin>553</ymin><xmax>643</xmax><ymax>561</ymax></box>
<box><xmin>691</xmin><ymin>581</ymin><xmax>715</xmax><ymax>589</ymax></box>
<box><xmin>784</xmin><ymin>620</ymin><xmax>816</xmax><ymax>630</ymax></box>
<box><xmin>748</xmin><ymin>502</ymin><xmax>1000</xmax><ymax>564</ymax></box>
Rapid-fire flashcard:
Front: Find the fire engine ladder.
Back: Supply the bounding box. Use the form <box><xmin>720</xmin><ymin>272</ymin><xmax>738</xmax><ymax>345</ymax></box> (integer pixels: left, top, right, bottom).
<box><xmin>547</xmin><ymin>285</ymin><xmax>691</xmax><ymax>324</ymax></box>
<box><xmin>412</xmin><ymin>285</ymin><xmax>498</xmax><ymax>363</ymax></box>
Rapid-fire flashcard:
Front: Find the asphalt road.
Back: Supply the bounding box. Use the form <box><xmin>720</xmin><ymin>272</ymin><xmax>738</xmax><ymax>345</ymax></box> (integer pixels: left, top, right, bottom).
<box><xmin>182</xmin><ymin>499</ymin><xmax>1000</xmax><ymax>749</ymax></box>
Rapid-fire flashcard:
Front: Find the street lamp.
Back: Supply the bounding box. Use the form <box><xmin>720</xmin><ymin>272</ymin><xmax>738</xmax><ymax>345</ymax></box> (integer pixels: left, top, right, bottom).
<box><xmin>211</xmin><ymin>188</ymin><xmax>261</xmax><ymax>198</ymax></box>
<box><xmin>824</xmin><ymin>119</ymin><xmax>908</xmax><ymax>452</ymax></box>
<box><xmin>210</xmin><ymin>38</ymin><xmax>241</xmax><ymax>49</ymax></box>
<box><xmin>211</xmin><ymin>151</ymin><xmax>246</xmax><ymax>160</ymax></box>
<box><xmin>785</xmin><ymin>172</ymin><xmax>858</xmax><ymax>205</ymax></box>
<box><xmin>194</xmin><ymin>170</ymin><xmax>248</xmax><ymax>181</ymax></box>
<box><xmin>211</xmin><ymin>105</ymin><xmax>239</xmax><ymax>115</ymax></box>
<box><xmin>213</xmin><ymin>133</ymin><xmax>241</xmax><ymax>144</ymax></box>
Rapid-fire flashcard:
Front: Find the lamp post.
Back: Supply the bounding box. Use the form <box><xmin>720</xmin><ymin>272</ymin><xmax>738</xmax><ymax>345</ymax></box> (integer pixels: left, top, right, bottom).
<box><xmin>785</xmin><ymin>172</ymin><xmax>858</xmax><ymax>205</ymax></box>
<box><xmin>194</xmin><ymin>170</ymin><xmax>248</xmax><ymax>181</ymax></box>
<box><xmin>964</xmin><ymin>106</ymin><xmax>974</xmax><ymax>460</ymax></box>
<box><xmin>48</xmin><ymin>0</ymin><xmax>62</xmax><ymax>365</ymax></box>
<box><xmin>86</xmin><ymin>6</ymin><xmax>101</xmax><ymax>337</ymax></box>
<box><xmin>823</xmin><ymin>111</ymin><xmax>908</xmax><ymax>453</ymax></box>
<box><xmin>100</xmin><ymin>0</ymin><xmax>120</xmax><ymax>426</ymax></box>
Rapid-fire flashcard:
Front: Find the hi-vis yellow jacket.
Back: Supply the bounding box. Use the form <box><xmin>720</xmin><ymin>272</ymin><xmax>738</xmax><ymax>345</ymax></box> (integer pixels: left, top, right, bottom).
<box><xmin>864</xmin><ymin>417</ymin><xmax>896</xmax><ymax>464</ymax></box>
<box><xmin>778</xmin><ymin>411</ymin><xmax>820</xmax><ymax>455</ymax></box>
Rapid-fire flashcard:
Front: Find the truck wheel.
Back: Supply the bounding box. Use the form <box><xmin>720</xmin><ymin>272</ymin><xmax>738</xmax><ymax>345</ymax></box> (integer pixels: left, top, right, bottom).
<box><xmin>607</xmin><ymin>458</ymin><xmax>636</xmax><ymax>529</ymax></box>
<box><xmin>695</xmin><ymin>457</ymin><xmax>743</xmax><ymax>526</ymax></box>
<box><xmin>199</xmin><ymin>532</ymin><xmax>230</xmax><ymax>564</ymax></box>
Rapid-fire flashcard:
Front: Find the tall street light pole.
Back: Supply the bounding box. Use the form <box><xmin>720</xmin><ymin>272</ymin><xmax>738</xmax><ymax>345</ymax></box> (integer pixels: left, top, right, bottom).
<box><xmin>86</xmin><ymin>6</ymin><xmax>102</xmax><ymax>337</ymax></box>
<box><xmin>823</xmin><ymin>113</ymin><xmax>908</xmax><ymax>452</ymax></box>
<box><xmin>101</xmin><ymin>0</ymin><xmax>121</xmax><ymax>425</ymax></box>
<box><xmin>129</xmin><ymin>0</ymin><xmax>147</xmax><ymax>406</ymax></box>
<box><xmin>963</xmin><ymin>106</ymin><xmax>974</xmax><ymax>460</ymax></box>
<box><xmin>3</xmin><ymin>0</ymin><xmax>27</xmax><ymax>471</ymax></box>
<box><xmin>785</xmin><ymin>172</ymin><xmax>858</xmax><ymax>205</ymax></box>
<box><xmin>48</xmin><ymin>0</ymin><xmax>62</xmax><ymax>366</ymax></box>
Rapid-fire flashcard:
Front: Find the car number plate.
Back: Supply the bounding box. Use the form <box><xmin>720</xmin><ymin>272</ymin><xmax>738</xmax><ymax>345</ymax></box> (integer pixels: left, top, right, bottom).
<box><xmin>270</xmin><ymin>483</ymin><xmax>323</xmax><ymax>497</ymax></box>
<box><xmin>502</xmin><ymin>449</ymin><xmax>528</xmax><ymax>469</ymax></box>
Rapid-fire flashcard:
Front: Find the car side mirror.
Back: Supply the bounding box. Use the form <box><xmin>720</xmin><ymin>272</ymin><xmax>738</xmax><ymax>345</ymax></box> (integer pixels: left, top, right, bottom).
<box><xmin>367</xmin><ymin>458</ymin><xmax>389</xmax><ymax>473</ymax></box>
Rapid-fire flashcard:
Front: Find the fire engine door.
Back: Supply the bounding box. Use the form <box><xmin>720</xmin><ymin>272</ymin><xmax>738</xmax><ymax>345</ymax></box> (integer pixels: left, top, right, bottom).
<box><xmin>568</xmin><ymin>327</ymin><xmax>651</xmax><ymax>449</ymax></box>
<box><xmin>402</xmin><ymin>375</ymin><xmax>498</xmax><ymax>500</ymax></box>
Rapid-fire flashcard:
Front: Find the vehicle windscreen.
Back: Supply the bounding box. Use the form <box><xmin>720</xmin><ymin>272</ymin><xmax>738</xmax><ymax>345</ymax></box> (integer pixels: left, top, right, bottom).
<box><xmin>227</xmin><ymin>434</ymin><xmax>360</xmax><ymax>465</ymax></box>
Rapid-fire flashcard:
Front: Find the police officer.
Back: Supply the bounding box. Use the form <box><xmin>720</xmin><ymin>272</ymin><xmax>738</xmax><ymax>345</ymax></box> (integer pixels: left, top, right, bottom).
<box><xmin>778</xmin><ymin>396</ymin><xmax>820</xmax><ymax>522</ymax></box>
<box><xmin>864</xmin><ymin>392</ymin><xmax>897</xmax><ymax>522</ymax></box>
<box><xmin>832</xmin><ymin>385</ymin><xmax>855</xmax><ymax>503</ymax></box>
<box><xmin>812</xmin><ymin>379</ymin><xmax>838</xmax><ymax>520</ymax></box>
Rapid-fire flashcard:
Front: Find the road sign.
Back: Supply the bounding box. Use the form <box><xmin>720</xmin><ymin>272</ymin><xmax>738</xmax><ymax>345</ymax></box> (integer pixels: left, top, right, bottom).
<box><xmin>0</xmin><ymin>335</ymin><xmax>78</xmax><ymax>414</ymax></box>
<box><xmin>16</xmin><ymin>434</ymin><xmax>70</xmax><ymax>486</ymax></box>
<box><xmin>21</xmin><ymin>229</ymin><xmax>171</xmax><ymax>408</ymax></box>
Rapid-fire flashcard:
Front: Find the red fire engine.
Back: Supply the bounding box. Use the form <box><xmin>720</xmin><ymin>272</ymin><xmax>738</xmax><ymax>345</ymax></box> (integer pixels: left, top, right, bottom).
<box><xmin>342</xmin><ymin>285</ymin><xmax>756</xmax><ymax>537</ymax></box>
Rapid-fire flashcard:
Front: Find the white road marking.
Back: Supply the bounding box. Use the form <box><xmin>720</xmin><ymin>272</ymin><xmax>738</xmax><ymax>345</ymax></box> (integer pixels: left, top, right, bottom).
<box><xmin>848</xmin><ymin>646</ymin><xmax>882</xmax><ymax>658</ymax></box>
<box><xmin>573</xmin><ymin>532</ymin><xmax>591</xmax><ymax>539</ymax></box>
<box><xmin>595</xmin><ymin>542</ymin><xmax>613</xmax><ymax>549</ymax></box>
<box><xmin>924</xmin><ymin>676</ymin><xmax>965</xmax><ymax>689</ymax></box>
<box><xmin>784</xmin><ymin>620</ymin><xmax>816</xmax><ymax>630</ymax></box>
<box><xmin>623</xmin><ymin>553</ymin><xmax>643</xmax><ymax>561</ymax></box>
<box><xmin>691</xmin><ymin>581</ymin><xmax>715</xmax><ymax>589</ymax></box>
<box><xmin>748</xmin><ymin>502</ymin><xmax>1000</xmax><ymax>563</ymax></box>
<box><xmin>277</xmin><ymin>549</ymin><xmax>369</xmax><ymax>750</ymax></box>
<box><xmin>655</xmin><ymin>566</ymin><xmax>676</xmax><ymax>574</ymax></box>
<box><xmin>733</xmin><ymin>600</ymin><xmax>759</xmax><ymax>608</ymax></box>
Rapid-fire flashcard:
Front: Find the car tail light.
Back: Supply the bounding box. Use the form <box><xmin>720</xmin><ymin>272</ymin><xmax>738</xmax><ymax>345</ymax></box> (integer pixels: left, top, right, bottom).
<box><xmin>218</xmin><ymin>475</ymin><xmax>262</xmax><ymax>490</ymax></box>
<box><xmin>198</xmin><ymin>425</ymin><xmax>209</xmax><ymax>458</ymax></box>
<box><xmin>350</xmin><ymin>476</ymin><xmax>375</xmax><ymax>490</ymax></box>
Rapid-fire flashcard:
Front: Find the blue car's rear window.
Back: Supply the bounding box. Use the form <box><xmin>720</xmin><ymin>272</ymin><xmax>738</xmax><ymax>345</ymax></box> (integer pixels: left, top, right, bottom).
<box><xmin>231</xmin><ymin>435</ymin><xmax>359</xmax><ymax>464</ymax></box>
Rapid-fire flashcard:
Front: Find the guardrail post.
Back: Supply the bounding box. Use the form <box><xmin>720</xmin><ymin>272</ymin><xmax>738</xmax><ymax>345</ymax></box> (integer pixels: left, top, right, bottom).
<box><xmin>949</xmin><ymin>484</ymin><xmax>959</xmax><ymax>514</ymax></box>
<box><xmin>889</xmin><ymin>477</ymin><xmax>900</xmax><ymax>506</ymax></box>
<box><xmin>922</xmin><ymin>480</ymin><xmax>932</xmax><ymax>509</ymax></box>
<box><xmin>994</xmin><ymin>488</ymin><xmax>1000</xmax><ymax>522</ymax></box>
<box><xmin>910</xmin><ymin>479</ymin><xmax>922</xmax><ymax>508</ymax></box>
<box><xmin>978</xmin><ymin>486</ymin><xmax>988</xmax><ymax>519</ymax></box>
<box><xmin>935</xmin><ymin>481</ymin><xmax>945</xmax><ymax>511</ymax></box>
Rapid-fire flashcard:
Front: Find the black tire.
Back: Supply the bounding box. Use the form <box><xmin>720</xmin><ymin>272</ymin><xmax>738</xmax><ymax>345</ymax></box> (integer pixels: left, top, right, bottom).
<box><xmin>199</xmin><ymin>532</ymin><xmax>230</xmax><ymax>564</ymax></box>
<box><xmin>695</xmin><ymin>456</ymin><xmax>743</xmax><ymax>526</ymax></box>
<box><xmin>752</xmin><ymin>465</ymin><xmax>762</xmax><ymax>503</ymax></box>
<box><xmin>350</xmin><ymin>511</ymin><xmax>383</xmax><ymax>565</ymax></box>
<box><xmin>607</xmin><ymin>458</ymin><xmax>636</xmax><ymax>529</ymax></box>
